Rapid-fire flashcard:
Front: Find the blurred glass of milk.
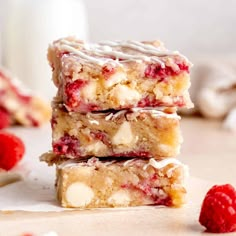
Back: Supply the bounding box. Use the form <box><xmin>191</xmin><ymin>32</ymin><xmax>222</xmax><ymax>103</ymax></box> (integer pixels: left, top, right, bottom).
<box><xmin>2</xmin><ymin>0</ymin><xmax>88</xmax><ymax>100</ymax></box>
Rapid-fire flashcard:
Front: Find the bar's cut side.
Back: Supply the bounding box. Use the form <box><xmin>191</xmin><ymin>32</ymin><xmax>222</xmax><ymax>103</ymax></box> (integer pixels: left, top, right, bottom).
<box><xmin>56</xmin><ymin>157</ymin><xmax>187</xmax><ymax>208</ymax></box>
<box><xmin>48</xmin><ymin>37</ymin><xmax>193</xmax><ymax>112</ymax></box>
<box><xmin>52</xmin><ymin>104</ymin><xmax>182</xmax><ymax>159</ymax></box>
<box><xmin>0</xmin><ymin>67</ymin><xmax>51</xmax><ymax>126</ymax></box>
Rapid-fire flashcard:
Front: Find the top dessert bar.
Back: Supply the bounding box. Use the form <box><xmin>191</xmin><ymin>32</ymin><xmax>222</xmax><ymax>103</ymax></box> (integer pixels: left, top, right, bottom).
<box><xmin>48</xmin><ymin>37</ymin><xmax>193</xmax><ymax>112</ymax></box>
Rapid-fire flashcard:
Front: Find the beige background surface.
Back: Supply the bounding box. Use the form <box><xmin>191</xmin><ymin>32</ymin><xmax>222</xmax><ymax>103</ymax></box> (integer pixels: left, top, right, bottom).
<box><xmin>0</xmin><ymin>117</ymin><xmax>236</xmax><ymax>236</ymax></box>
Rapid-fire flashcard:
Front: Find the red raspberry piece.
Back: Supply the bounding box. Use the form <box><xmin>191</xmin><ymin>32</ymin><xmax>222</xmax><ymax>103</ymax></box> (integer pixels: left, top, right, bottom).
<box><xmin>82</xmin><ymin>103</ymin><xmax>100</xmax><ymax>112</ymax></box>
<box><xmin>144</xmin><ymin>62</ymin><xmax>189</xmax><ymax>79</ymax></box>
<box><xmin>177</xmin><ymin>62</ymin><xmax>189</xmax><ymax>72</ymax></box>
<box><xmin>65</xmin><ymin>79</ymin><xmax>87</xmax><ymax>108</ymax></box>
<box><xmin>144</xmin><ymin>63</ymin><xmax>170</xmax><ymax>80</ymax></box>
<box><xmin>137</xmin><ymin>96</ymin><xmax>163</xmax><ymax>107</ymax></box>
<box><xmin>53</xmin><ymin>134</ymin><xmax>78</xmax><ymax>156</ymax></box>
<box><xmin>0</xmin><ymin>109</ymin><xmax>11</xmax><ymax>129</ymax></box>
<box><xmin>137</xmin><ymin>96</ymin><xmax>185</xmax><ymax>108</ymax></box>
<box><xmin>0</xmin><ymin>132</ymin><xmax>25</xmax><ymax>170</ymax></box>
<box><xmin>113</xmin><ymin>151</ymin><xmax>150</xmax><ymax>158</ymax></box>
<box><xmin>199</xmin><ymin>184</ymin><xmax>236</xmax><ymax>233</ymax></box>
<box><xmin>90</xmin><ymin>131</ymin><xmax>110</xmax><ymax>146</ymax></box>
<box><xmin>102</xmin><ymin>64</ymin><xmax>115</xmax><ymax>79</ymax></box>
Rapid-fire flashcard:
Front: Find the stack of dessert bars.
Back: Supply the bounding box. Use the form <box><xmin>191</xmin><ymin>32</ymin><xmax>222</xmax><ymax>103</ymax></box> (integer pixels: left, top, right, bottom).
<box><xmin>41</xmin><ymin>37</ymin><xmax>193</xmax><ymax>208</ymax></box>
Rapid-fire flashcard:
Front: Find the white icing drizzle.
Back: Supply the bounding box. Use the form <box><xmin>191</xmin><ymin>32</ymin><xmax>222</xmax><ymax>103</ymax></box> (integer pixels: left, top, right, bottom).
<box><xmin>60</xmin><ymin>44</ymin><xmax>107</xmax><ymax>65</ymax></box>
<box><xmin>123</xmin><ymin>158</ymin><xmax>138</xmax><ymax>167</ymax></box>
<box><xmin>58</xmin><ymin>39</ymin><xmax>188</xmax><ymax>67</ymax></box>
<box><xmin>86</xmin><ymin>113</ymin><xmax>100</xmax><ymax>125</ymax></box>
<box><xmin>166</xmin><ymin>166</ymin><xmax>178</xmax><ymax>178</ymax></box>
<box><xmin>58</xmin><ymin>158</ymin><xmax>115</xmax><ymax>169</ymax></box>
<box><xmin>88</xmin><ymin>119</ymin><xmax>99</xmax><ymax>125</ymax></box>
<box><xmin>91</xmin><ymin>108</ymin><xmax>179</xmax><ymax>121</ymax></box>
<box><xmin>100</xmin><ymin>40</ymin><xmax>179</xmax><ymax>57</ymax></box>
<box><xmin>57</xmin><ymin>159</ymin><xmax>77</xmax><ymax>169</ymax></box>
<box><xmin>130</xmin><ymin>108</ymin><xmax>180</xmax><ymax>119</ymax></box>
<box><xmin>103</xmin><ymin>160</ymin><xmax>116</xmax><ymax>166</ymax></box>
<box><xmin>106</xmin><ymin>110</ymin><xmax>127</xmax><ymax>120</ymax></box>
<box><xmin>58</xmin><ymin>157</ymin><xmax>185</xmax><ymax>172</ymax></box>
<box><xmin>104</xmin><ymin>113</ymin><xmax>114</xmax><ymax>121</ymax></box>
<box><xmin>143</xmin><ymin>158</ymin><xmax>184</xmax><ymax>171</ymax></box>
<box><xmin>58</xmin><ymin>157</ymin><xmax>188</xmax><ymax>182</ymax></box>
<box><xmin>105</xmin><ymin>107</ymin><xmax>181</xmax><ymax>121</ymax></box>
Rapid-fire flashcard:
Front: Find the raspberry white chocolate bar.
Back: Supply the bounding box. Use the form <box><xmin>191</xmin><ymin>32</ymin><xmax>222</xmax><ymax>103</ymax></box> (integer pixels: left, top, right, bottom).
<box><xmin>0</xmin><ymin>67</ymin><xmax>51</xmax><ymax>126</ymax></box>
<box><xmin>56</xmin><ymin>157</ymin><xmax>187</xmax><ymax>208</ymax></box>
<box><xmin>48</xmin><ymin>37</ymin><xmax>193</xmax><ymax>112</ymax></box>
<box><xmin>52</xmin><ymin>104</ymin><xmax>182</xmax><ymax>159</ymax></box>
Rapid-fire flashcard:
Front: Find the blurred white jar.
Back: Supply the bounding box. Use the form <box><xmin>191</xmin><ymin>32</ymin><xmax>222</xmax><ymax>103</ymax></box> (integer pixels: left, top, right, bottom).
<box><xmin>2</xmin><ymin>0</ymin><xmax>88</xmax><ymax>100</ymax></box>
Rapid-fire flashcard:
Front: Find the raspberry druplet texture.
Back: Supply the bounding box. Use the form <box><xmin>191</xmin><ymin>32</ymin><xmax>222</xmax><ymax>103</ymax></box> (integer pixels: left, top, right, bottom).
<box><xmin>199</xmin><ymin>184</ymin><xmax>236</xmax><ymax>233</ymax></box>
<box><xmin>0</xmin><ymin>132</ymin><xmax>25</xmax><ymax>170</ymax></box>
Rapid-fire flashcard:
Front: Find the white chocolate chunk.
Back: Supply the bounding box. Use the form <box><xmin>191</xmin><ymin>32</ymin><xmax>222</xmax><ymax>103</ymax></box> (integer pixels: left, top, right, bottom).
<box><xmin>108</xmin><ymin>190</ymin><xmax>131</xmax><ymax>205</ymax></box>
<box><xmin>105</xmin><ymin>177</ymin><xmax>113</xmax><ymax>186</ymax></box>
<box><xmin>81</xmin><ymin>81</ymin><xmax>97</xmax><ymax>100</ymax></box>
<box><xmin>66</xmin><ymin>182</ymin><xmax>94</xmax><ymax>207</ymax></box>
<box><xmin>86</xmin><ymin>141</ymin><xmax>108</xmax><ymax>153</ymax></box>
<box><xmin>110</xmin><ymin>84</ymin><xmax>141</xmax><ymax>105</ymax></box>
<box><xmin>112</xmin><ymin>122</ymin><xmax>134</xmax><ymax>146</ymax></box>
<box><xmin>104</xmin><ymin>72</ymin><xmax>127</xmax><ymax>88</ymax></box>
<box><xmin>153</xmin><ymin>83</ymin><xmax>165</xmax><ymax>98</ymax></box>
<box><xmin>161</xmin><ymin>96</ymin><xmax>173</xmax><ymax>104</ymax></box>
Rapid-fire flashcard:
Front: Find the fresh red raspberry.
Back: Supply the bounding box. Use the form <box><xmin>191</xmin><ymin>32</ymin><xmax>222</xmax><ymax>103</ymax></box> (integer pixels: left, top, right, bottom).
<box><xmin>0</xmin><ymin>132</ymin><xmax>25</xmax><ymax>170</ymax></box>
<box><xmin>102</xmin><ymin>64</ymin><xmax>115</xmax><ymax>79</ymax></box>
<box><xmin>0</xmin><ymin>109</ymin><xmax>11</xmax><ymax>129</ymax></box>
<box><xmin>199</xmin><ymin>184</ymin><xmax>236</xmax><ymax>233</ymax></box>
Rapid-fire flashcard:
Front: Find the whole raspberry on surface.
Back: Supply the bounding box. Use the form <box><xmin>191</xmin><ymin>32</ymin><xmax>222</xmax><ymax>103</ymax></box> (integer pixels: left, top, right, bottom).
<box><xmin>0</xmin><ymin>132</ymin><xmax>25</xmax><ymax>170</ymax></box>
<box><xmin>0</xmin><ymin>109</ymin><xmax>11</xmax><ymax>129</ymax></box>
<box><xmin>199</xmin><ymin>184</ymin><xmax>236</xmax><ymax>233</ymax></box>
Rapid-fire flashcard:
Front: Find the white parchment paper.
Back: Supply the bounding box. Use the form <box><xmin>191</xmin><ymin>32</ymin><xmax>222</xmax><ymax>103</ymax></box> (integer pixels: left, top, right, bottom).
<box><xmin>0</xmin><ymin>126</ymin><xmax>66</xmax><ymax>212</ymax></box>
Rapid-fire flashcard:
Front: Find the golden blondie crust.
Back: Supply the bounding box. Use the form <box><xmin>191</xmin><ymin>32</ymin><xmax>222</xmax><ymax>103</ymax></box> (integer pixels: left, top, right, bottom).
<box><xmin>56</xmin><ymin>157</ymin><xmax>187</xmax><ymax>208</ymax></box>
<box><xmin>48</xmin><ymin>37</ymin><xmax>193</xmax><ymax>112</ymax></box>
<box><xmin>51</xmin><ymin>104</ymin><xmax>182</xmax><ymax>159</ymax></box>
